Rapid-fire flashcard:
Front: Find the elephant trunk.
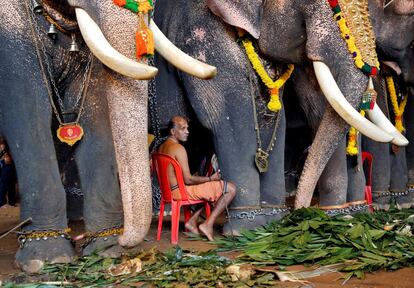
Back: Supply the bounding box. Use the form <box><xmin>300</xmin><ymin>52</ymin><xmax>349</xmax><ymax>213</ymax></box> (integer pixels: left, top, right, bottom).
<box><xmin>294</xmin><ymin>107</ymin><xmax>349</xmax><ymax>208</ymax></box>
<box><xmin>106</xmin><ymin>79</ymin><xmax>153</xmax><ymax>248</ymax></box>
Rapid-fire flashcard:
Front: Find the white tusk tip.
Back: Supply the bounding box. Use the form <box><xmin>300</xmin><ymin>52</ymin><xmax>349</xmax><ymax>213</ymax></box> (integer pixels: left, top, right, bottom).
<box><xmin>391</xmin><ymin>133</ymin><xmax>409</xmax><ymax>146</ymax></box>
<box><xmin>203</xmin><ymin>67</ymin><xmax>217</xmax><ymax>79</ymax></box>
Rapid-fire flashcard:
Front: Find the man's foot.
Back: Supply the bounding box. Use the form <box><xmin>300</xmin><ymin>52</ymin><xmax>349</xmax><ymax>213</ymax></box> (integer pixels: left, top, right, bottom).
<box><xmin>184</xmin><ymin>222</ymin><xmax>200</xmax><ymax>235</ymax></box>
<box><xmin>198</xmin><ymin>222</ymin><xmax>214</xmax><ymax>241</ymax></box>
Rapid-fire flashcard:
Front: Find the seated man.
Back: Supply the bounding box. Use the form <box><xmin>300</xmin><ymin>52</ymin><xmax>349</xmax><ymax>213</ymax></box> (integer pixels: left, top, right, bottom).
<box><xmin>158</xmin><ymin>116</ymin><xmax>236</xmax><ymax>241</ymax></box>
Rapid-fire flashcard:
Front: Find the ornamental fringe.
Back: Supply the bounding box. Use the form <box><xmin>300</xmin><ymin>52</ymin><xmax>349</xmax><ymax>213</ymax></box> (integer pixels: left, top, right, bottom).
<box><xmin>346</xmin><ymin>110</ymin><xmax>366</xmax><ymax>156</ymax></box>
<box><xmin>113</xmin><ymin>0</ymin><xmax>154</xmax><ymax>59</ymax></box>
<box><xmin>328</xmin><ymin>0</ymin><xmax>379</xmax><ymax>76</ymax></box>
<box><xmin>386</xmin><ymin>76</ymin><xmax>407</xmax><ymax>133</ymax></box>
<box><xmin>242</xmin><ymin>39</ymin><xmax>294</xmax><ymax>112</ymax></box>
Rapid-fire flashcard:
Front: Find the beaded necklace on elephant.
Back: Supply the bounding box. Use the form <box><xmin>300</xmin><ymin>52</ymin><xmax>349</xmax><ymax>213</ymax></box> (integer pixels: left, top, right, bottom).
<box><xmin>328</xmin><ymin>0</ymin><xmax>380</xmax><ymax>111</ymax></box>
<box><xmin>25</xmin><ymin>0</ymin><xmax>93</xmax><ymax>146</ymax></box>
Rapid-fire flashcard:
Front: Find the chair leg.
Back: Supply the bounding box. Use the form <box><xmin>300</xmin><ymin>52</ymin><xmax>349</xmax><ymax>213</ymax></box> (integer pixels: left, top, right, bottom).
<box><xmin>204</xmin><ymin>202</ymin><xmax>211</xmax><ymax>218</ymax></box>
<box><xmin>157</xmin><ymin>202</ymin><xmax>165</xmax><ymax>241</ymax></box>
<box><xmin>171</xmin><ymin>201</ymin><xmax>181</xmax><ymax>245</ymax></box>
<box><xmin>365</xmin><ymin>187</ymin><xmax>373</xmax><ymax>212</ymax></box>
<box><xmin>183</xmin><ymin>206</ymin><xmax>192</xmax><ymax>231</ymax></box>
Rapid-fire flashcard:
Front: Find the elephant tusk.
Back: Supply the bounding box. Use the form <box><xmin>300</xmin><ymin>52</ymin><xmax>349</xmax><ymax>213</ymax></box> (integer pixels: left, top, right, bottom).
<box><xmin>75</xmin><ymin>8</ymin><xmax>158</xmax><ymax>80</ymax></box>
<box><xmin>366</xmin><ymin>103</ymin><xmax>409</xmax><ymax>146</ymax></box>
<box><xmin>313</xmin><ymin>61</ymin><xmax>393</xmax><ymax>143</ymax></box>
<box><xmin>149</xmin><ymin>20</ymin><xmax>217</xmax><ymax>79</ymax></box>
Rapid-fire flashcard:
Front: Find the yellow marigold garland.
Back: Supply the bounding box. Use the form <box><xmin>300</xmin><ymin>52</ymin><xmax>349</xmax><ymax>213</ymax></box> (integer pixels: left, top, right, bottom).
<box><xmin>242</xmin><ymin>38</ymin><xmax>294</xmax><ymax>112</ymax></box>
<box><xmin>386</xmin><ymin>76</ymin><xmax>407</xmax><ymax>133</ymax></box>
<box><xmin>346</xmin><ymin>110</ymin><xmax>366</xmax><ymax>156</ymax></box>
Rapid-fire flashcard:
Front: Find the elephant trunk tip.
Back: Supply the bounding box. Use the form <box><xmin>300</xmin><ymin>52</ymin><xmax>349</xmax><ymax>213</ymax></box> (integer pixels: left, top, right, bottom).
<box><xmin>118</xmin><ymin>231</ymin><xmax>146</xmax><ymax>248</ymax></box>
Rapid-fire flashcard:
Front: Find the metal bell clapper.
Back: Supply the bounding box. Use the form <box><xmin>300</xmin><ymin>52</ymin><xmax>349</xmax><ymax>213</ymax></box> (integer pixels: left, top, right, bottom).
<box><xmin>48</xmin><ymin>23</ymin><xmax>58</xmax><ymax>40</ymax></box>
<box><xmin>69</xmin><ymin>34</ymin><xmax>79</xmax><ymax>52</ymax></box>
<box><xmin>32</xmin><ymin>0</ymin><xmax>43</xmax><ymax>13</ymax></box>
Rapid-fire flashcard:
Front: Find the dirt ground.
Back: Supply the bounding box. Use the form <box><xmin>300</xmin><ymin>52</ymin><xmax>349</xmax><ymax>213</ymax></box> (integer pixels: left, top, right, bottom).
<box><xmin>1</xmin><ymin>207</ymin><xmax>414</xmax><ymax>287</ymax></box>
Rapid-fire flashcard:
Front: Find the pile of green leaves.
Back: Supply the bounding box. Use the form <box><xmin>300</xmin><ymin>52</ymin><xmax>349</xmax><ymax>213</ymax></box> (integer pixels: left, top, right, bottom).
<box><xmin>215</xmin><ymin>208</ymin><xmax>414</xmax><ymax>280</ymax></box>
<box><xmin>3</xmin><ymin>247</ymin><xmax>281</xmax><ymax>288</ymax></box>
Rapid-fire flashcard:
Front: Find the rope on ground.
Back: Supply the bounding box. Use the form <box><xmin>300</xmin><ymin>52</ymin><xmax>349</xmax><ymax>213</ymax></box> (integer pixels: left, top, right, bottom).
<box><xmin>0</xmin><ymin>217</ymin><xmax>32</xmax><ymax>240</ymax></box>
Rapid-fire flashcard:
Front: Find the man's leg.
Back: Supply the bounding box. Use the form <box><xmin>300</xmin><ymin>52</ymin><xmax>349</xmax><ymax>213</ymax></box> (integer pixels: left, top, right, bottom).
<box><xmin>199</xmin><ymin>182</ymin><xmax>236</xmax><ymax>241</ymax></box>
<box><xmin>185</xmin><ymin>207</ymin><xmax>203</xmax><ymax>234</ymax></box>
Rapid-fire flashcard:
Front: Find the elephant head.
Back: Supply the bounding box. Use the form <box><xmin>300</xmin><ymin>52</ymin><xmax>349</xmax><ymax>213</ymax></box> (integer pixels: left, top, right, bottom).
<box><xmin>207</xmin><ymin>0</ymin><xmax>414</xmax><ymax>208</ymax></box>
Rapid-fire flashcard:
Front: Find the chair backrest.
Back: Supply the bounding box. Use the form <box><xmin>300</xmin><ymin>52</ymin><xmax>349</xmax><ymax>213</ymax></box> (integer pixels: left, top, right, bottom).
<box><xmin>152</xmin><ymin>152</ymin><xmax>189</xmax><ymax>202</ymax></box>
<box><xmin>361</xmin><ymin>151</ymin><xmax>373</xmax><ymax>186</ymax></box>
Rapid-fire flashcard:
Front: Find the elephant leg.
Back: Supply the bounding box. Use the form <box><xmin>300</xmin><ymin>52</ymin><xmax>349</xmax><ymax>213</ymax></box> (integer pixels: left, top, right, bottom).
<box><xmin>2</xmin><ymin>75</ymin><xmax>75</xmax><ymax>273</ymax></box>
<box><xmin>346</xmin><ymin>135</ymin><xmax>367</xmax><ymax>212</ymax></box>
<box><xmin>214</xmin><ymin>121</ymin><xmax>261</xmax><ymax>234</ymax></box>
<box><xmin>362</xmin><ymin>139</ymin><xmax>391</xmax><ymax>210</ymax></box>
<box><xmin>404</xmin><ymin>88</ymin><xmax>414</xmax><ymax>207</ymax></box>
<box><xmin>317</xmin><ymin>137</ymin><xmax>348</xmax><ymax>209</ymax></box>
<box><xmin>74</xmin><ymin>70</ymin><xmax>124</xmax><ymax>257</ymax></box>
<box><xmin>259</xmin><ymin>108</ymin><xmax>290</xmax><ymax>223</ymax></box>
<box><xmin>390</xmin><ymin>147</ymin><xmax>409</xmax><ymax>209</ymax></box>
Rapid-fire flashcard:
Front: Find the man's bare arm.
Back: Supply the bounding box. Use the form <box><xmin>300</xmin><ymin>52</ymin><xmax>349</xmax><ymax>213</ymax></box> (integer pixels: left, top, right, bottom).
<box><xmin>174</xmin><ymin>145</ymin><xmax>219</xmax><ymax>185</ymax></box>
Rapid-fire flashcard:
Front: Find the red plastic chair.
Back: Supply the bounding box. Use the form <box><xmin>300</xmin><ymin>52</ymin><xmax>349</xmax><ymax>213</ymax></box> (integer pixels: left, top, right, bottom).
<box><xmin>152</xmin><ymin>152</ymin><xmax>211</xmax><ymax>244</ymax></box>
<box><xmin>362</xmin><ymin>151</ymin><xmax>373</xmax><ymax>211</ymax></box>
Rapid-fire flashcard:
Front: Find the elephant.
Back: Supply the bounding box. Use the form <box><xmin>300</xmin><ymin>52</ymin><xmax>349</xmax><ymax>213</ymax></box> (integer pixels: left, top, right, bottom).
<box><xmin>153</xmin><ymin>0</ymin><xmax>414</xmax><ymax>233</ymax></box>
<box><xmin>0</xmin><ymin>0</ymin><xmax>215</xmax><ymax>273</ymax></box>
<box><xmin>362</xmin><ymin>66</ymin><xmax>410</xmax><ymax>210</ymax></box>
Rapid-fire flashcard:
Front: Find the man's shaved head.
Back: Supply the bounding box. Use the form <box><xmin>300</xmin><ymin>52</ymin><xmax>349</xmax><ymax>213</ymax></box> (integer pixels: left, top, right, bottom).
<box><xmin>168</xmin><ymin>116</ymin><xmax>190</xmax><ymax>142</ymax></box>
<box><xmin>168</xmin><ymin>116</ymin><xmax>189</xmax><ymax>132</ymax></box>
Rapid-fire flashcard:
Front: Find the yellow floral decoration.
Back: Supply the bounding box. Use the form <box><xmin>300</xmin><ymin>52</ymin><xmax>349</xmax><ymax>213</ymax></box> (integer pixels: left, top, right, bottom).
<box><xmin>346</xmin><ymin>110</ymin><xmax>366</xmax><ymax>156</ymax></box>
<box><xmin>386</xmin><ymin>76</ymin><xmax>407</xmax><ymax>133</ymax></box>
<box><xmin>242</xmin><ymin>39</ymin><xmax>294</xmax><ymax>112</ymax></box>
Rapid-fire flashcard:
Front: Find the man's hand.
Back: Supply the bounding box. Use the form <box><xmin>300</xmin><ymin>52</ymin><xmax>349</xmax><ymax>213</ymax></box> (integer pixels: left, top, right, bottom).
<box><xmin>210</xmin><ymin>170</ymin><xmax>221</xmax><ymax>181</ymax></box>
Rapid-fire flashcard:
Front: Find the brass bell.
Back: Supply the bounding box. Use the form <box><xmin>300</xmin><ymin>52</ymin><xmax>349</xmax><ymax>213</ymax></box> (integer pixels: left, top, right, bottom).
<box><xmin>31</xmin><ymin>0</ymin><xmax>43</xmax><ymax>13</ymax></box>
<box><xmin>69</xmin><ymin>34</ymin><xmax>79</xmax><ymax>52</ymax></box>
<box><xmin>47</xmin><ymin>23</ymin><xmax>58</xmax><ymax>40</ymax></box>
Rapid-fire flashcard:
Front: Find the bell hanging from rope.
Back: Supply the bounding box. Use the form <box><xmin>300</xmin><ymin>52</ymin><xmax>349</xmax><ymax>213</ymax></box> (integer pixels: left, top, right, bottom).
<box><xmin>31</xmin><ymin>0</ymin><xmax>43</xmax><ymax>13</ymax></box>
<box><xmin>47</xmin><ymin>23</ymin><xmax>58</xmax><ymax>40</ymax></box>
<box><xmin>69</xmin><ymin>34</ymin><xmax>79</xmax><ymax>52</ymax></box>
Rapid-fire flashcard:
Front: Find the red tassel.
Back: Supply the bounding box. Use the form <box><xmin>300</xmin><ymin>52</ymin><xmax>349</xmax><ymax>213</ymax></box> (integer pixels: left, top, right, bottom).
<box><xmin>136</xmin><ymin>31</ymin><xmax>148</xmax><ymax>60</ymax></box>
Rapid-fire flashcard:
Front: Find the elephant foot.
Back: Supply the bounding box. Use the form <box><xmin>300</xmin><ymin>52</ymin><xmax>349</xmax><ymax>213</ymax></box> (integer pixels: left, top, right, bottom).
<box><xmin>320</xmin><ymin>201</ymin><xmax>369</xmax><ymax>217</ymax></box>
<box><xmin>408</xmin><ymin>186</ymin><xmax>414</xmax><ymax>208</ymax></box>
<box><xmin>372</xmin><ymin>191</ymin><xmax>391</xmax><ymax>211</ymax></box>
<box><xmin>15</xmin><ymin>229</ymin><xmax>75</xmax><ymax>274</ymax></box>
<box><xmin>223</xmin><ymin>206</ymin><xmax>290</xmax><ymax>235</ymax></box>
<box><xmin>346</xmin><ymin>201</ymin><xmax>369</xmax><ymax>214</ymax></box>
<box><xmin>391</xmin><ymin>190</ymin><xmax>411</xmax><ymax>210</ymax></box>
<box><xmin>81</xmin><ymin>226</ymin><xmax>133</xmax><ymax>258</ymax></box>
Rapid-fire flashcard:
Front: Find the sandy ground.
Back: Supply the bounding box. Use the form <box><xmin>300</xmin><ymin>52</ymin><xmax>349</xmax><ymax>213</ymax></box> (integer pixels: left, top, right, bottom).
<box><xmin>1</xmin><ymin>207</ymin><xmax>414</xmax><ymax>287</ymax></box>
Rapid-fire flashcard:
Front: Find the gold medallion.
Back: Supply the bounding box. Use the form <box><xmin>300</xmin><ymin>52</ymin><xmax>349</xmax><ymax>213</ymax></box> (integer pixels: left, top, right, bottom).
<box><xmin>255</xmin><ymin>148</ymin><xmax>269</xmax><ymax>173</ymax></box>
<box><xmin>57</xmin><ymin>124</ymin><xmax>84</xmax><ymax>146</ymax></box>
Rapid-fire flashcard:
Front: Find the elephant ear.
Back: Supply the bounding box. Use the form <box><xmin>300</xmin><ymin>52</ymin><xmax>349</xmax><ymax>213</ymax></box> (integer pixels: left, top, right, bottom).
<box><xmin>207</xmin><ymin>0</ymin><xmax>263</xmax><ymax>39</ymax></box>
